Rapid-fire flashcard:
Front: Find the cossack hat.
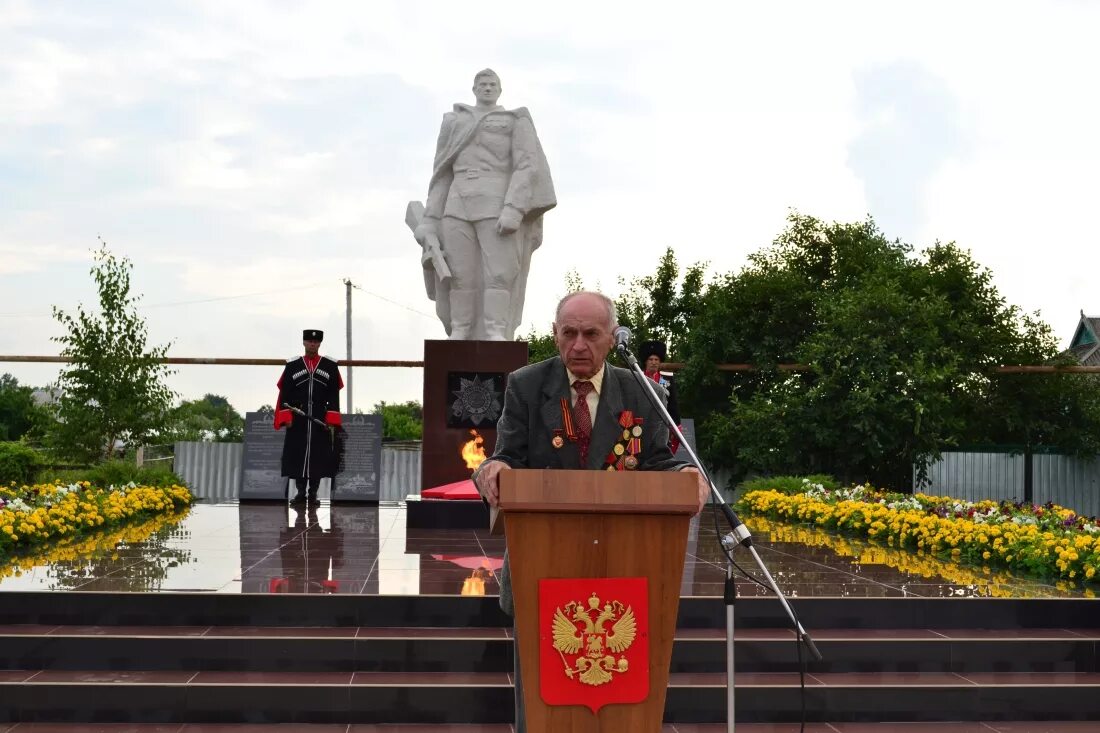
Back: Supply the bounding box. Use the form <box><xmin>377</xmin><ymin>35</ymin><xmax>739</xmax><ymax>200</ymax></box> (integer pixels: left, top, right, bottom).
<box><xmin>303</xmin><ymin>329</ymin><xmax>324</xmax><ymax>342</ymax></box>
<box><xmin>638</xmin><ymin>340</ymin><xmax>667</xmax><ymax>362</ymax></box>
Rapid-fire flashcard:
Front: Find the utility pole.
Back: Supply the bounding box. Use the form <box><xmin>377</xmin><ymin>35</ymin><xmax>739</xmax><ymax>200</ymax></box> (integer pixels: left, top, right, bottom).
<box><xmin>344</xmin><ymin>278</ymin><xmax>353</xmax><ymax>414</ymax></box>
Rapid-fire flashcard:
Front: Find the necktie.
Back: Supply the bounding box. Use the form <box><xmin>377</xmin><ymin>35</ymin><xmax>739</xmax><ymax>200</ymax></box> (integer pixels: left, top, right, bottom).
<box><xmin>572</xmin><ymin>380</ymin><xmax>595</xmax><ymax>466</ymax></box>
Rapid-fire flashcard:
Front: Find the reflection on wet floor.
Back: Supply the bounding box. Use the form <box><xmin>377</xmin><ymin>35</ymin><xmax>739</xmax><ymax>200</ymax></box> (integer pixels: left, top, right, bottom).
<box><xmin>0</xmin><ymin>501</ymin><xmax>1090</xmax><ymax>597</ymax></box>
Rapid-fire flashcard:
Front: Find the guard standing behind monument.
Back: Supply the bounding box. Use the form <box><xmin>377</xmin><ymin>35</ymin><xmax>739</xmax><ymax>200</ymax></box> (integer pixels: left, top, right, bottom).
<box><xmin>412</xmin><ymin>68</ymin><xmax>556</xmax><ymax>341</ymax></box>
<box><xmin>273</xmin><ymin>329</ymin><xmax>343</xmax><ymax>505</ymax></box>
<box><xmin>639</xmin><ymin>340</ymin><xmax>682</xmax><ymax>454</ymax></box>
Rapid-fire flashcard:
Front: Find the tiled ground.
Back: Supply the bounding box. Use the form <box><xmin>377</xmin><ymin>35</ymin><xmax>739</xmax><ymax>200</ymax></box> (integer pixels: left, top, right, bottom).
<box><xmin>0</xmin><ymin>501</ymin><xmax>1090</xmax><ymax>598</ymax></box>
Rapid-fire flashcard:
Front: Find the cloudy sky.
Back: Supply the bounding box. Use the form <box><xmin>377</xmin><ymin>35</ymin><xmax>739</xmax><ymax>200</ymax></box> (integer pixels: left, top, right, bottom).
<box><xmin>2</xmin><ymin>0</ymin><xmax>1098</xmax><ymax>418</ymax></box>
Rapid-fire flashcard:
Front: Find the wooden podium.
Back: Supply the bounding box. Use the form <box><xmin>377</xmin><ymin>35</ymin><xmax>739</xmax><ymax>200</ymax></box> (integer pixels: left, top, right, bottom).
<box><xmin>498</xmin><ymin>469</ymin><xmax>697</xmax><ymax>732</ymax></box>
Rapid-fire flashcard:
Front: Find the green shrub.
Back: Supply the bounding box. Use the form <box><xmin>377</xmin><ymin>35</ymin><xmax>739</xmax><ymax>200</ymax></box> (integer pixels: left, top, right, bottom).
<box><xmin>0</xmin><ymin>442</ymin><xmax>45</xmax><ymax>486</ymax></box>
<box><xmin>43</xmin><ymin>460</ymin><xmax>185</xmax><ymax>489</ymax></box>
<box><xmin>373</xmin><ymin>401</ymin><xmax>423</xmax><ymax>441</ymax></box>
<box><xmin>737</xmin><ymin>474</ymin><xmax>840</xmax><ymax>496</ymax></box>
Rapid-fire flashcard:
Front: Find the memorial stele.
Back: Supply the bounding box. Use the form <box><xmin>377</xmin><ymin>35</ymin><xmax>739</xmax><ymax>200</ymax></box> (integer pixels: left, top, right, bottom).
<box><xmin>407</xmin><ymin>68</ymin><xmax>556</xmax><ymax>341</ymax></box>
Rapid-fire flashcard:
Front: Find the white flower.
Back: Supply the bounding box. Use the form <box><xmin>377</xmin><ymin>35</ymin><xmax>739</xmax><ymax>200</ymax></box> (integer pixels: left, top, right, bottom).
<box><xmin>7</xmin><ymin>498</ymin><xmax>31</xmax><ymax>513</ymax></box>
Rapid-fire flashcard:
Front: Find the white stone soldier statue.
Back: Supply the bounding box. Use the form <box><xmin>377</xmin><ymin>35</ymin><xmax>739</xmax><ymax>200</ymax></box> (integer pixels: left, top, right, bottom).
<box><xmin>409</xmin><ymin>68</ymin><xmax>556</xmax><ymax>341</ymax></box>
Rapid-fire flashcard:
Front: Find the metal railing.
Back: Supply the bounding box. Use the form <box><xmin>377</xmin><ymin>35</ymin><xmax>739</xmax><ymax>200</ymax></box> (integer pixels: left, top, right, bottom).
<box><xmin>4</xmin><ymin>354</ymin><xmax>1100</xmax><ymax>373</ymax></box>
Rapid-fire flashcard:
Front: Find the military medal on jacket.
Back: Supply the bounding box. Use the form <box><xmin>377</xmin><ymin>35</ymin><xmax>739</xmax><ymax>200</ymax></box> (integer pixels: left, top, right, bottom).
<box><xmin>603</xmin><ymin>411</ymin><xmax>642</xmax><ymax>471</ymax></box>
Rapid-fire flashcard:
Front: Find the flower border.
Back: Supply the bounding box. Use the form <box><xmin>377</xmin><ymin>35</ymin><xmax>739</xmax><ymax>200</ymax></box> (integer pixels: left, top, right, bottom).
<box><xmin>738</xmin><ymin>480</ymin><xmax>1100</xmax><ymax>585</ymax></box>
<box><xmin>1</xmin><ymin>480</ymin><xmax>193</xmax><ymax>560</ymax></box>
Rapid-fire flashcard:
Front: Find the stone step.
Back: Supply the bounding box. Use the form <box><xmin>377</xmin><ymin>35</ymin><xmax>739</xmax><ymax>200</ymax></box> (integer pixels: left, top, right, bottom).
<box><xmin>1</xmin><ymin>592</ymin><xmax>1097</xmax><ymax>725</ymax></box>
<box><xmin>2</xmin><ymin>670</ymin><xmax>1099</xmax><ymax>724</ymax></box>
<box><xmin>5</xmin><ymin>723</ymin><xmax>1098</xmax><ymax>732</ymax></box>
<box><xmin>1</xmin><ymin>625</ymin><xmax>1095</xmax><ymax>675</ymax></box>
<box><xmin>4</xmin><ymin>593</ymin><xmax>1099</xmax><ymax>631</ymax></box>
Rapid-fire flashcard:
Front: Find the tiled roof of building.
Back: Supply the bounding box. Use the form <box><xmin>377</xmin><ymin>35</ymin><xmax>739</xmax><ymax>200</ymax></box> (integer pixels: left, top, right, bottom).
<box><xmin>1068</xmin><ymin>342</ymin><xmax>1100</xmax><ymax>366</ymax></box>
<box><xmin>1063</xmin><ymin>312</ymin><xmax>1100</xmax><ymax>365</ymax></box>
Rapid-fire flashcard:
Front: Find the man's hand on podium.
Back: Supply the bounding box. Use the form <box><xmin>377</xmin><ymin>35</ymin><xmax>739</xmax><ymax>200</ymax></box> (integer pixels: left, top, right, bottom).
<box><xmin>678</xmin><ymin>466</ymin><xmax>709</xmax><ymax>515</ymax></box>
<box><xmin>474</xmin><ymin>459</ymin><xmax>510</xmax><ymax>507</ymax></box>
<box><xmin>475</xmin><ymin>459</ymin><xmax>708</xmax><ymax>514</ymax></box>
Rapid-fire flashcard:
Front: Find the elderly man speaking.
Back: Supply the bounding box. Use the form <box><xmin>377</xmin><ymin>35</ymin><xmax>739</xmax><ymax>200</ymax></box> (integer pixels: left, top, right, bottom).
<box><xmin>473</xmin><ymin>290</ymin><xmax>709</xmax><ymax>731</ymax></box>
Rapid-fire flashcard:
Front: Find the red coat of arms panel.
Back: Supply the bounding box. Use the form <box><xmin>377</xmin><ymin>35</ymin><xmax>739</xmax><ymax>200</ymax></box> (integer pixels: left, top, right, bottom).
<box><xmin>538</xmin><ymin>576</ymin><xmax>650</xmax><ymax>713</ymax></box>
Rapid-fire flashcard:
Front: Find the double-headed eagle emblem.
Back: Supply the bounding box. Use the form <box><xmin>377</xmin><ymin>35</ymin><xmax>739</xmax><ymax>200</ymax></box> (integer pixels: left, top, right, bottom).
<box><xmin>551</xmin><ymin>591</ymin><xmax>637</xmax><ymax>686</ymax></box>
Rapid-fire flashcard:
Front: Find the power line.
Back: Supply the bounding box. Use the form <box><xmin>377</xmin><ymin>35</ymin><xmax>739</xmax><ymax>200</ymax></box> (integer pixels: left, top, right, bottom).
<box><xmin>349</xmin><ymin>281</ymin><xmax>437</xmax><ymax>320</ymax></box>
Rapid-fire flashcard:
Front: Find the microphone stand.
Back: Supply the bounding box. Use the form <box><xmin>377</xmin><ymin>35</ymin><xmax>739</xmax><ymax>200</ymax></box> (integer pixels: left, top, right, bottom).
<box><xmin>616</xmin><ymin>341</ymin><xmax>823</xmax><ymax>732</ymax></box>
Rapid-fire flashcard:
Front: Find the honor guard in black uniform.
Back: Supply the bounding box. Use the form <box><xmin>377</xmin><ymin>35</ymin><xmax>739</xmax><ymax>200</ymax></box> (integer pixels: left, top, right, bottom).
<box><xmin>273</xmin><ymin>329</ymin><xmax>343</xmax><ymax>504</ymax></box>
<box><xmin>638</xmin><ymin>340</ymin><xmax>682</xmax><ymax>454</ymax></box>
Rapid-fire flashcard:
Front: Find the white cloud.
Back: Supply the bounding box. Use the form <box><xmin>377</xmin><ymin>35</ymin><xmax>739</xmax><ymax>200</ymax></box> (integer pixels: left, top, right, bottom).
<box><xmin>0</xmin><ymin>242</ymin><xmax>90</xmax><ymax>275</ymax></box>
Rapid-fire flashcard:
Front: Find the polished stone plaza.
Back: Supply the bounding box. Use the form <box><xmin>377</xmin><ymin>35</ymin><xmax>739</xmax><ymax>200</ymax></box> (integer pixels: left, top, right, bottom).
<box><xmin>0</xmin><ymin>501</ymin><xmax>1088</xmax><ymax>599</ymax></box>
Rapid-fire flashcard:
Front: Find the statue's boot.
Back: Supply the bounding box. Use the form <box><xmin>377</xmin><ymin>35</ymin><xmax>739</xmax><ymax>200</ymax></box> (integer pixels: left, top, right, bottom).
<box><xmin>483</xmin><ymin>289</ymin><xmax>512</xmax><ymax>341</ymax></box>
<box><xmin>448</xmin><ymin>289</ymin><xmax>478</xmax><ymax>340</ymax></box>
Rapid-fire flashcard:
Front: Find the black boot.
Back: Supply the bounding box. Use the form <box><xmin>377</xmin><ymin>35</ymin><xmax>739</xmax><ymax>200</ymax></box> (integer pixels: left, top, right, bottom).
<box><xmin>291</xmin><ymin>479</ymin><xmax>307</xmax><ymax>504</ymax></box>
<box><xmin>307</xmin><ymin>478</ymin><xmax>321</xmax><ymax>505</ymax></box>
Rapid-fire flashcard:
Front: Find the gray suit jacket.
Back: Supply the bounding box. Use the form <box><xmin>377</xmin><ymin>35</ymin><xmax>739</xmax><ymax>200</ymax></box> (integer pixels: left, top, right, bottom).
<box><xmin>476</xmin><ymin>356</ymin><xmax>688</xmax><ymax>614</ymax></box>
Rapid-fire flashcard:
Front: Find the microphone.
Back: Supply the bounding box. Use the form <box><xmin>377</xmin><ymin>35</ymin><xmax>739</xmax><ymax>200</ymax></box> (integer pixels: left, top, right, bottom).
<box><xmin>613</xmin><ymin>326</ymin><xmax>632</xmax><ymax>350</ymax></box>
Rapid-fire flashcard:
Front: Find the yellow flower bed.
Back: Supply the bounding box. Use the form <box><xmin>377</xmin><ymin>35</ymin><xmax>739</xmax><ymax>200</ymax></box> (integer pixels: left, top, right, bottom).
<box><xmin>0</xmin><ymin>480</ymin><xmax>193</xmax><ymax>561</ymax></box>
<box><xmin>0</xmin><ymin>509</ymin><xmax>190</xmax><ymax>583</ymax></box>
<box><xmin>739</xmin><ymin>484</ymin><xmax>1100</xmax><ymax>587</ymax></box>
<box><xmin>746</xmin><ymin>515</ymin><xmax>1093</xmax><ymax>598</ymax></box>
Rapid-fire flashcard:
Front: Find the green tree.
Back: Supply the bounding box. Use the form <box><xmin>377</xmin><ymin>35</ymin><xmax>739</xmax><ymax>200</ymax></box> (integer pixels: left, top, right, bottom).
<box><xmin>0</xmin><ymin>374</ymin><xmax>54</xmax><ymax>442</ymax></box>
<box><xmin>520</xmin><ymin>268</ymin><xmax>587</xmax><ymax>364</ymax></box>
<box><xmin>162</xmin><ymin>394</ymin><xmax>245</xmax><ymax>443</ymax></box>
<box><xmin>49</xmin><ymin>243</ymin><xmax>176</xmax><ymax>462</ymax></box>
<box><xmin>372</xmin><ymin>400</ymin><xmax>423</xmax><ymax>441</ymax></box>
<box><xmin>679</xmin><ymin>213</ymin><xmax>1100</xmax><ymax>489</ymax></box>
<box><xmin>519</xmin><ymin>329</ymin><xmax>559</xmax><ymax>363</ymax></box>
<box><xmin>522</xmin><ymin>251</ymin><xmax>709</xmax><ymax>366</ymax></box>
<box><xmin>614</xmin><ymin>247</ymin><xmax>708</xmax><ymax>360</ymax></box>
